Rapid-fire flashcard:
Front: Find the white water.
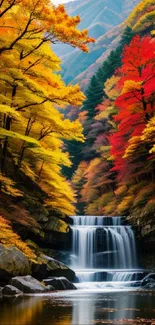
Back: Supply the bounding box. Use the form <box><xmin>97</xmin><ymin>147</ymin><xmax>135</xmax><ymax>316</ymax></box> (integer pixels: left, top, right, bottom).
<box><xmin>70</xmin><ymin>216</ymin><xmax>143</xmax><ymax>287</ymax></box>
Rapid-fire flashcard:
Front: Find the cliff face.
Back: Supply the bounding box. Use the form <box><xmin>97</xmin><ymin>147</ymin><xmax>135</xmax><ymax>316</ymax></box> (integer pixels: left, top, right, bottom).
<box><xmin>127</xmin><ymin>213</ymin><xmax>155</xmax><ymax>269</ymax></box>
<box><xmin>54</xmin><ymin>0</ymin><xmax>141</xmax><ymax>89</ymax></box>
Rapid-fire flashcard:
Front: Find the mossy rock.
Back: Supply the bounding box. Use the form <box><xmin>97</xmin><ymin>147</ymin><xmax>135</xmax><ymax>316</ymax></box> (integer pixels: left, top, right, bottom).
<box><xmin>0</xmin><ymin>244</ymin><xmax>31</xmax><ymax>285</ymax></box>
<box><xmin>32</xmin><ymin>254</ymin><xmax>75</xmax><ymax>282</ymax></box>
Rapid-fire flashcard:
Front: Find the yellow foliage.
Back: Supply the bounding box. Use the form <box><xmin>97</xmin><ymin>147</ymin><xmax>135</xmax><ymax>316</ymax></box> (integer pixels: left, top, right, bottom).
<box><xmin>142</xmin><ymin>116</ymin><xmax>155</xmax><ymax>153</ymax></box>
<box><xmin>0</xmin><ymin>174</ymin><xmax>23</xmax><ymax>197</ymax></box>
<box><xmin>0</xmin><ymin>216</ymin><xmax>36</xmax><ymax>260</ymax></box>
<box><xmin>133</xmin><ymin>185</ymin><xmax>155</xmax><ymax>208</ymax></box>
<box><xmin>115</xmin><ymin>185</ymin><xmax>127</xmax><ymax>199</ymax></box>
<box><xmin>98</xmin><ymin>192</ymin><xmax>114</xmax><ymax>207</ymax></box>
<box><xmin>123</xmin><ymin>136</ymin><xmax>141</xmax><ymax>158</ymax></box>
<box><xmin>121</xmin><ymin>80</ymin><xmax>142</xmax><ymax>95</ymax></box>
<box><xmin>117</xmin><ymin>196</ymin><xmax>133</xmax><ymax>215</ymax></box>
<box><xmin>127</xmin><ymin>0</ymin><xmax>155</xmax><ymax>33</ymax></box>
<box><xmin>0</xmin><ymin>0</ymin><xmax>93</xmax><ymax>217</ymax></box>
<box><xmin>104</xmin><ymin>200</ymin><xmax>117</xmax><ymax>215</ymax></box>
<box><xmin>104</xmin><ymin>76</ymin><xmax>120</xmax><ymax>99</ymax></box>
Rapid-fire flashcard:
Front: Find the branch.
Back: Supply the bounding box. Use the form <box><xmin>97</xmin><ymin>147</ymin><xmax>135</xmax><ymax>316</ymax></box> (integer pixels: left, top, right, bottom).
<box><xmin>15</xmin><ymin>99</ymin><xmax>47</xmax><ymax>111</ymax></box>
<box><xmin>0</xmin><ymin>12</ymin><xmax>34</xmax><ymax>54</ymax></box>
<box><xmin>20</xmin><ymin>39</ymin><xmax>46</xmax><ymax>60</ymax></box>
<box><xmin>23</xmin><ymin>58</ymin><xmax>42</xmax><ymax>73</ymax></box>
<box><xmin>0</xmin><ymin>0</ymin><xmax>16</xmax><ymax>18</ymax></box>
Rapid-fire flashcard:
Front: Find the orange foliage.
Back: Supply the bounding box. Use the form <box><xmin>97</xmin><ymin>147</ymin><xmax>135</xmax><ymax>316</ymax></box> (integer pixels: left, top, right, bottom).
<box><xmin>0</xmin><ymin>215</ymin><xmax>36</xmax><ymax>260</ymax></box>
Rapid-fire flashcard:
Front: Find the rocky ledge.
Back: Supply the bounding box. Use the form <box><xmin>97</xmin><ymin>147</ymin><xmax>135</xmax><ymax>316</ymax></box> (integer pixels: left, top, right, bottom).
<box><xmin>0</xmin><ymin>275</ymin><xmax>77</xmax><ymax>297</ymax></box>
<box><xmin>0</xmin><ymin>244</ymin><xmax>75</xmax><ymax>286</ymax></box>
<box><xmin>0</xmin><ymin>243</ymin><xmax>76</xmax><ymax>295</ymax></box>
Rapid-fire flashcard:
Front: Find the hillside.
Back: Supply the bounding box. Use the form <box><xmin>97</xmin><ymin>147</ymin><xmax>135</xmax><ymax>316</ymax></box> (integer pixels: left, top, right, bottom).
<box><xmin>72</xmin><ymin>0</ymin><xmax>155</xmax><ymax>253</ymax></box>
<box><xmin>55</xmin><ymin>0</ymin><xmax>141</xmax><ymax>88</ymax></box>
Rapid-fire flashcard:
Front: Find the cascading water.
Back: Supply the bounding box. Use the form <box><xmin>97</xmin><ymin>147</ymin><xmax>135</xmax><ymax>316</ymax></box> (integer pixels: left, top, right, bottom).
<box><xmin>70</xmin><ymin>216</ymin><xmax>146</xmax><ymax>287</ymax></box>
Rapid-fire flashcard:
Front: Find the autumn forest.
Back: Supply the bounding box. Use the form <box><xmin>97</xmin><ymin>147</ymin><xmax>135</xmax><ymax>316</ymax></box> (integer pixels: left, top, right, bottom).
<box><xmin>0</xmin><ymin>0</ymin><xmax>154</xmax><ymax>258</ymax></box>
<box><xmin>1</xmin><ymin>0</ymin><xmax>155</xmax><ymax>323</ymax></box>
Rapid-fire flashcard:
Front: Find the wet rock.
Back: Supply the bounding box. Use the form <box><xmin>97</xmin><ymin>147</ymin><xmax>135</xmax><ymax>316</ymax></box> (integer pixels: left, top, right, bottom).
<box><xmin>46</xmin><ymin>285</ymin><xmax>55</xmax><ymax>291</ymax></box>
<box><xmin>32</xmin><ymin>262</ymin><xmax>47</xmax><ymax>281</ymax></box>
<box><xmin>43</xmin><ymin>277</ymin><xmax>77</xmax><ymax>290</ymax></box>
<box><xmin>130</xmin><ymin>281</ymin><xmax>141</xmax><ymax>287</ymax></box>
<box><xmin>10</xmin><ymin>275</ymin><xmax>51</xmax><ymax>294</ymax></box>
<box><xmin>141</xmin><ymin>273</ymin><xmax>155</xmax><ymax>288</ymax></box>
<box><xmin>0</xmin><ymin>244</ymin><xmax>31</xmax><ymax>285</ymax></box>
<box><xmin>42</xmin><ymin>255</ymin><xmax>75</xmax><ymax>282</ymax></box>
<box><xmin>2</xmin><ymin>285</ymin><xmax>22</xmax><ymax>296</ymax></box>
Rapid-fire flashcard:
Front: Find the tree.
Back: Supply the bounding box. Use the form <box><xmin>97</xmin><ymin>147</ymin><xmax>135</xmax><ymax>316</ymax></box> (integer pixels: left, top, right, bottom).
<box><xmin>110</xmin><ymin>35</ymin><xmax>155</xmax><ymax>182</ymax></box>
<box><xmin>0</xmin><ymin>0</ymin><xmax>94</xmax><ymax>221</ymax></box>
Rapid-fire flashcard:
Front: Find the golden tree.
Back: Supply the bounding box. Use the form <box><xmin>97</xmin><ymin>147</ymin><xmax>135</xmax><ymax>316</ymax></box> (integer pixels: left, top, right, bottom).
<box><xmin>0</xmin><ymin>0</ymin><xmax>94</xmax><ymax>218</ymax></box>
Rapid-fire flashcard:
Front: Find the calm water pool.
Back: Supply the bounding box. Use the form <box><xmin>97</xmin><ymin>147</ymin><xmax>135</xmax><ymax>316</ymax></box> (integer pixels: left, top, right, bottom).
<box><xmin>1</xmin><ymin>288</ymin><xmax>155</xmax><ymax>325</ymax></box>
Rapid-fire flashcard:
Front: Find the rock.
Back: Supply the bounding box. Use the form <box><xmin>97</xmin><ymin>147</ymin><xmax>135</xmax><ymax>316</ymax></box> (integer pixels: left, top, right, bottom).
<box><xmin>141</xmin><ymin>273</ymin><xmax>155</xmax><ymax>288</ymax></box>
<box><xmin>42</xmin><ymin>255</ymin><xmax>75</xmax><ymax>282</ymax></box>
<box><xmin>130</xmin><ymin>281</ymin><xmax>141</xmax><ymax>287</ymax></box>
<box><xmin>32</xmin><ymin>262</ymin><xmax>47</xmax><ymax>281</ymax></box>
<box><xmin>10</xmin><ymin>275</ymin><xmax>52</xmax><ymax>294</ymax></box>
<box><xmin>33</xmin><ymin>254</ymin><xmax>75</xmax><ymax>282</ymax></box>
<box><xmin>2</xmin><ymin>285</ymin><xmax>22</xmax><ymax>296</ymax></box>
<box><xmin>46</xmin><ymin>285</ymin><xmax>55</xmax><ymax>291</ymax></box>
<box><xmin>43</xmin><ymin>277</ymin><xmax>77</xmax><ymax>290</ymax></box>
<box><xmin>0</xmin><ymin>244</ymin><xmax>31</xmax><ymax>285</ymax></box>
<box><xmin>0</xmin><ymin>287</ymin><xmax>3</xmax><ymax>295</ymax></box>
<box><xmin>142</xmin><ymin>279</ymin><xmax>155</xmax><ymax>289</ymax></box>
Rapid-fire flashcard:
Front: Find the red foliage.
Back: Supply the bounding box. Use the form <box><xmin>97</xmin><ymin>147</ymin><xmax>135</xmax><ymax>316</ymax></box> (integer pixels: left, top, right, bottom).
<box><xmin>110</xmin><ymin>35</ymin><xmax>155</xmax><ymax>181</ymax></box>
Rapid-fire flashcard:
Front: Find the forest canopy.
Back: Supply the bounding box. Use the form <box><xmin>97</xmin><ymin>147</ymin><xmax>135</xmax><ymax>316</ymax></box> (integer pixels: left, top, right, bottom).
<box><xmin>72</xmin><ymin>0</ymin><xmax>155</xmax><ymax>225</ymax></box>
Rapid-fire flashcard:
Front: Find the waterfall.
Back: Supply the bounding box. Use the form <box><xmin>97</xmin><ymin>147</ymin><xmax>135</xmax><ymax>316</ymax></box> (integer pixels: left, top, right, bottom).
<box><xmin>71</xmin><ymin>216</ymin><xmax>137</xmax><ymax>269</ymax></box>
<box><xmin>70</xmin><ymin>216</ymin><xmax>141</xmax><ymax>286</ymax></box>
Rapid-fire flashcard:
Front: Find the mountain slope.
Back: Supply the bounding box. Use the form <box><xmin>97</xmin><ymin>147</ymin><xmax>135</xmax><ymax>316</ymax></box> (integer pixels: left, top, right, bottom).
<box><xmin>54</xmin><ymin>0</ymin><xmax>141</xmax><ymax>88</ymax></box>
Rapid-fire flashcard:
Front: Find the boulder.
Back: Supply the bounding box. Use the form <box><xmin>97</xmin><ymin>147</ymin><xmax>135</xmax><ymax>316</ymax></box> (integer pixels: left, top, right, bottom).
<box><xmin>32</xmin><ymin>262</ymin><xmax>47</xmax><ymax>281</ymax></box>
<box><xmin>32</xmin><ymin>255</ymin><xmax>75</xmax><ymax>281</ymax></box>
<box><xmin>0</xmin><ymin>244</ymin><xmax>31</xmax><ymax>285</ymax></box>
<box><xmin>141</xmin><ymin>273</ymin><xmax>155</xmax><ymax>288</ymax></box>
<box><xmin>43</xmin><ymin>277</ymin><xmax>77</xmax><ymax>290</ymax></box>
<box><xmin>2</xmin><ymin>285</ymin><xmax>22</xmax><ymax>296</ymax></box>
<box><xmin>10</xmin><ymin>275</ymin><xmax>54</xmax><ymax>294</ymax></box>
<box><xmin>42</xmin><ymin>255</ymin><xmax>75</xmax><ymax>281</ymax></box>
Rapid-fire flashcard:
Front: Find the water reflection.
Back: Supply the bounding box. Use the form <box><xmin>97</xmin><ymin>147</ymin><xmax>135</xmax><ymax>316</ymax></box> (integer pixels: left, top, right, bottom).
<box><xmin>72</xmin><ymin>294</ymin><xmax>95</xmax><ymax>324</ymax></box>
<box><xmin>0</xmin><ymin>296</ymin><xmax>43</xmax><ymax>325</ymax></box>
<box><xmin>71</xmin><ymin>290</ymin><xmax>137</xmax><ymax>325</ymax></box>
<box><xmin>0</xmin><ymin>290</ymin><xmax>155</xmax><ymax>325</ymax></box>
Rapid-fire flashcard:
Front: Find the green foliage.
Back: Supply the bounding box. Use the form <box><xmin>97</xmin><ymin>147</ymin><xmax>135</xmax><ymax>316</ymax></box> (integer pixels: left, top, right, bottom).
<box><xmin>72</xmin><ymin>1</ymin><xmax>155</xmax><ymax>222</ymax></box>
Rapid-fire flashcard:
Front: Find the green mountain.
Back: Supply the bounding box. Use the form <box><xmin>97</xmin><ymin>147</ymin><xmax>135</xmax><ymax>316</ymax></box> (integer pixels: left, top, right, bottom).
<box><xmin>54</xmin><ymin>0</ymin><xmax>141</xmax><ymax>89</ymax></box>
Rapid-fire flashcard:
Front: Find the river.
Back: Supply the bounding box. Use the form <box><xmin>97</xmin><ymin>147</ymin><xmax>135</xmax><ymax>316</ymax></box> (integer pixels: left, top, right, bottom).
<box><xmin>1</xmin><ymin>215</ymin><xmax>155</xmax><ymax>324</ymax></box>
<box><xmin>1</xmin><ymin>288</ymin><xmax>155</xmax><ymax>325</ymax></box>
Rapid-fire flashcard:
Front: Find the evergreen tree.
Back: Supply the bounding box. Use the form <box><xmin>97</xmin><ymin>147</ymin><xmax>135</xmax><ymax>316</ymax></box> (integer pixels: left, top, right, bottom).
<box><xmin>63</xmin><ymin>27</ymin><xmax>134</xmax><ymax>178</ymax></box>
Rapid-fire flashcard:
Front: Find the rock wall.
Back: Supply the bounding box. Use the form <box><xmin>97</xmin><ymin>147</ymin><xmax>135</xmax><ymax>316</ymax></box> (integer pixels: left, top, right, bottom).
<box><xmin>126</xmin><ymin>213</ymin><xmax>155</xmax><ymax>270</ymax></box>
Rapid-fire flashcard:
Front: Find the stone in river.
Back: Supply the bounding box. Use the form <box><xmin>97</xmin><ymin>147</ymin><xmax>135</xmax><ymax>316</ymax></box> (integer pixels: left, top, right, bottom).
<box><xmin>10</xmin><ymin>275</ymin><xmax>54</xmax><ymax>294</ymax></box>
<box><xmin>43</xmin><ymin>277</ymin><xmax>77</xmax><ymax>290</ymax></box>
<box><xmin>2</xmin><ymin>285</ymin><xmax>22</xmax><ymax>296</ymax></box>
